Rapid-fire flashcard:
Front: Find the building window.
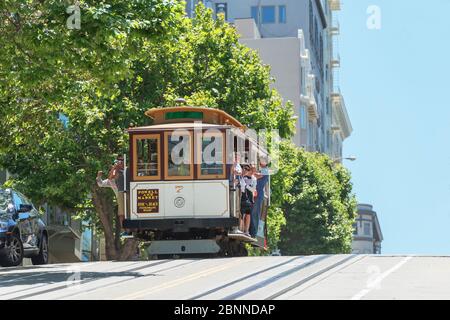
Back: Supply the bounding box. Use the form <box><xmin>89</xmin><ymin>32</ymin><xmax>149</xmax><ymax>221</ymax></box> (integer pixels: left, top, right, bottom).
<box><xmin>261</xmin><ymin>6</ymin><xmax>276</xmax><ymax>24</ymax></box>
<box><xmin>364</xmin><ymin>222</ymin><xmax>371</xmax><ymax>236</ymax></box>
<box><xmin>319</xmin><ymin>35</ymin><xmax>324</xmax><ymax>66</ymax></box>
<box><xmin>215</xmin><ymin>3</ymin><xmax>227</xmax><ymax>20</ymax></box>
<box><xmin>327</xmin><ymin>131</ymin><xmax>331</xmax><ymax>150</ymax></box>
<box><xmin>309</xmin><ymin>1</ymin><xmax>313</xmax><ymax>39</ymax></box>
<box><xmin>352</xmin><ymin>223</ymin><xmax>358</xmax><ymax>235</ymax></box>
<box><xmin>300</xmin><ymin>105</ymin><xmax>307</xmax><ymax>129</ymax></box>
<box><xmin>279</xmin><ymin>5</ymin><xmax>286</xmax><ymax>23</ymax></box>
<box><xmin>251</xmin><ymin>6</ymin><xmax>259</xmax><ymax>24</ymax></box>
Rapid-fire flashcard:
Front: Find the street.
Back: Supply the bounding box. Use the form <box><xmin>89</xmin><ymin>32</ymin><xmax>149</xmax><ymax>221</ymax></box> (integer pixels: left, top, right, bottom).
<box><xmin>0</xmin><ymin>255</ymin><xmax>449</xmax><ymax>300</ymax></box>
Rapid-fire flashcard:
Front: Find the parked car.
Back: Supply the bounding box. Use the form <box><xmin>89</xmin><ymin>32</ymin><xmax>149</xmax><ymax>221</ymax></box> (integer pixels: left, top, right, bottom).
<box><xmin>0</xmin><ymin>188</ymin><xmax>48</xmax><ymax>267</ymax></box>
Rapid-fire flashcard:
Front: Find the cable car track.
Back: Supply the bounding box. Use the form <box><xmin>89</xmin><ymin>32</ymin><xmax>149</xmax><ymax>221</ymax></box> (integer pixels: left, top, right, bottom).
<box><xmin>189</xmin><ymin>256</ymin><xmax>318</xmax><ymax>300</ymax></box>
<box><xmin>116</xmin><ymin>258</ymin><xmax>252</xmax><ymax>300</ymax></box>
<box><xmin>265</xmin><ymin>255</ymin><xmax>366</xmax><ymax>300</ymax></box>
<box><xmin>6</xmin><ymin>259</ymin><xmax>178</xmax><ymax>300</ymax></box>
<box><xmin>9</xmin><ymin>256</ymin><xmax>361</xmax><ymax>300</ymax></box>
<box><xmin>1</xmin><ymin>255</ymin><xmax>434</xmax><ymax>300</ymax></box>
<box><xmin>221</xmin><ymin>255</ymin><xmax>332</xmax><ymax>300</ymax></box>
<box><xmin>54</xmin><ymin>259</ymin><xmax>203</xmax><ymax>300</ymax></box>
<box><xmin>4</xmin><ymin>261</ymin><xmax>149</xmax><ymax>300</ymax></box>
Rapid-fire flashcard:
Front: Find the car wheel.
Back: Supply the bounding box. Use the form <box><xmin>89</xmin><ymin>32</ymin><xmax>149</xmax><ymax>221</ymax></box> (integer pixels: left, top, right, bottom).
<box><xmin>31</xmin><ymin>233</ymin><xmax>49</xmax><ymax>265</ymax></box>
<box><xmin>0</xmin><ymin>233</ymin><xmax>24</xmax><ymax>267</ymax></box>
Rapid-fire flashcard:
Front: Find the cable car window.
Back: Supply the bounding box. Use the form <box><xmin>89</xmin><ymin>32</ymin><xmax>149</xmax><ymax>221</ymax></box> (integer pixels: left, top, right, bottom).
<box><xmin>133</xmin><ymin>134</ymin><xmax>160</xmax><ymax>181</ymax></box>
<box><xmin>165</xmin><ymin>131</ymin><xmax>193</xmax><ymax>180</ymax></box>
<box><xmin>197</xmin><ymin>131</ymin><xmax>226</xmax><ymax>179</ymax></box>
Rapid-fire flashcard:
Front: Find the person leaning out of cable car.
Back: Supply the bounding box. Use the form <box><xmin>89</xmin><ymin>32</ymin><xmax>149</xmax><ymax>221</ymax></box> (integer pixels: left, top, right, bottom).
<box><xmin>250</xmin><ymin>157</ymin><xmax>270</xmax><ymax>238</ymax></box>
<box><xmin>239</xmin><ymin>164</ymin><xmax>257</xmax><ymax>237</ymax></box>
<box><xmin>96</xmin><ymin>155</ymin><xmax>128</xmax><ymax>235</ymax></box>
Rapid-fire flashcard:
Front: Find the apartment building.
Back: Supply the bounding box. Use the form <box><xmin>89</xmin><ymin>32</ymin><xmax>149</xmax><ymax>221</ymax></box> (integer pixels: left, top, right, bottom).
<box><xmin>352</xmin><ymin>204</ymin><xmax>383</xmax><ymax>254</ymax></box>
<box><xmin>186</xmin><ymin>0</ymin><xmax>352</xmax><ymax>159</ymax></box>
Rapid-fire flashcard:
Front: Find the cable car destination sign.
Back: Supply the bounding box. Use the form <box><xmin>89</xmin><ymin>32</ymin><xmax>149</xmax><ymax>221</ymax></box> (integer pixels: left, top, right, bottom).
<box><xmin>137</xmin><ymin>189</ymin><xmax>159</xmax><ymax>214</ymax></box>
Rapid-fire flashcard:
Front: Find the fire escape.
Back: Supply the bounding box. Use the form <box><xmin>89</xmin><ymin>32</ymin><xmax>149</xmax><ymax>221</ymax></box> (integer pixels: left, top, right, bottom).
<box><xmin>328</xmin><ymin>0</ymin><xmax>352</xmax><ymax>159</ymax></box>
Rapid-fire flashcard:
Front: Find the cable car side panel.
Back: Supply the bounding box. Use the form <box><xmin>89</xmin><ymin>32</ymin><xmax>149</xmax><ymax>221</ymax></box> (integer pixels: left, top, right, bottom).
<box><xmin>128</xmin><ymin>180</ymin><xmax>230</xmax><ymax>220</ymax></box>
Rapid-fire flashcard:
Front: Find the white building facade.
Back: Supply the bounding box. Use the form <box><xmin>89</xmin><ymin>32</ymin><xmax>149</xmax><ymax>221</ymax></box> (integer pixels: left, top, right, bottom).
<box><xmin>186</xmin><ymin>0</ymin><xmax>352</xmax><ymax>159</ymax></box>
<box><xmin>352</xmin><ymin>204</ymin><xmax>383</xmax><ymax>254</ymax></box>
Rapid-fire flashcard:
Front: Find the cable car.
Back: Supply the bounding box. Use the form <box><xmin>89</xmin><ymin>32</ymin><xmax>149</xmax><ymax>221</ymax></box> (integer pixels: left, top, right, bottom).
<box><xmin>122</xmin><ymin>104</ymin><xmax>271</xmax><ymax>258</ymax></box>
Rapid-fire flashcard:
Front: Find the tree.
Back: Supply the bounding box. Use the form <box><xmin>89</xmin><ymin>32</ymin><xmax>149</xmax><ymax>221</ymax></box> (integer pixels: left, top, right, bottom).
<box><xmin>0</xmin><ymin>0</ymin><xmax>186</xmax><ymax>260</ymax></box>
<box><xmin>278</xmin><ymin>145</ymin><xmax>357</xmax><ymax>255</ymax></box>
<box><xmin>0</xmin><ymin>2</ymin><xmax>295</xmax><ymax>259</ymax></box>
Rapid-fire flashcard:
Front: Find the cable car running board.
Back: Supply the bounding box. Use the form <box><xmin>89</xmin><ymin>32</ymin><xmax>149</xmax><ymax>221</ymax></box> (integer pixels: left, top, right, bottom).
<box><xmin>227</xmin><ymin>232</ymin><xmax>258</xmax><ymax>243</ymax></box>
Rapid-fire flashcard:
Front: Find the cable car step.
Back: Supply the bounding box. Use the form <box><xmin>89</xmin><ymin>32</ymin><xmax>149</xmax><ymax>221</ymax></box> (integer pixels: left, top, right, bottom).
<box><xmin>227</xmin><ymin>232</ymin><xmax>258</xmax><ymax>243</ymax></box>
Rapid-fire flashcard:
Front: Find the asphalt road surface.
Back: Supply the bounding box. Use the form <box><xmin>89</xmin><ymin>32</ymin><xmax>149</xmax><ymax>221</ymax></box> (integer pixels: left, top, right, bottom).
<box><xmin>0</xmin><ymin>255</ymin><xmax>449</xmax><ymax>300</ymax></box>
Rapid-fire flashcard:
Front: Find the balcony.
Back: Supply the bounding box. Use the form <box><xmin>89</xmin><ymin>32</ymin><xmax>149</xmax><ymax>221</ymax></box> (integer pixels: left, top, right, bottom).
<box><xmin>331</xmin><ymin>90</ymin><xmax>352</xmax><ymax>139</ymax></box>
<box><xmin>329</xmin><ymin>0</ymin><xmax>341</xmax><ymax>11</ymax></box>
<box><xmin>330</xmin><ymin>20</ymin><xmax>340</xmax><ymax>36</ymax></box>
<box><xmin>301</xmin><ymin>74</ymin><xmax>319</xmax><ymax>119</ymax></box>
<box><xmin>300</xmin><ymin>92</ymin><xmax>319</xmax><ymax>120</ymax></box>
<box><xmin>331</xmin><ymin>125</ymin><xmax>341</xmax><ymax>132</ymax></box>
<box><xmin>331</xmin><ymin>54</ymin><xmax>341</xmax><ymax>68</ymax></box>
<box><xmin>307</xmin><ymin>102</ymin><xmax>319</xmax><ymax>120</ymax></box>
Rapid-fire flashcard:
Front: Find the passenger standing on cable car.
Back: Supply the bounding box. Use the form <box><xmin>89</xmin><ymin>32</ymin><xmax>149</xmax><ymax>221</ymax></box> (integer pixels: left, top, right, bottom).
<box><xmin>239</xmin><ymin>164</ymin><xmax>257</xmax><ymax>237</ymax></box>
<box><xmin>96</xmin><ymin>155</ymin><xmax>128</xmax><ymax>234</ymax></box>
<box><xmin>231</xmin><ymin>153</ymin><xmax>242</xmax><ymax>188</ymax></box>
<box><xmin>230</xmin><ymin>153</ymin><xmax>243</xmax><ymax>234</ymax></box>
<box><xmin>250</xmin><ymin>157</ymin><xmax>270</xmax><ymax>238</ymax></box>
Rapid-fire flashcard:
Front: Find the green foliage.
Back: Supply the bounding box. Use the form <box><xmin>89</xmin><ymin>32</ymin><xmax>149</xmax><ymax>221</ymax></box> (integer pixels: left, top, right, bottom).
<box><xmin>0</xmin><ymin>0</ymin><xmax>186</xmax><ymax>208</ymax></box>
<box><xmin>278</xmin><ymin>145</ymin><xmax>357</xmax><ymax>255</ymax></box>
<box><xmin>0</xmin><ymin>1</ymin><xmax>355</xmax><ymax>257</ymax></box>
<box><xmin>0</xmin><ymin>2</ymin><xmax>295</xmax><ymax>256</ymax></box>
<box><xmin>130</xmin><ymin>3</ymin><xmax>296</xmax><ymax>137</ymax></box>
<box><xmin>0</xmin><ymin>2</ymin><xmax>294</xmax><ymax>205</ymax></box>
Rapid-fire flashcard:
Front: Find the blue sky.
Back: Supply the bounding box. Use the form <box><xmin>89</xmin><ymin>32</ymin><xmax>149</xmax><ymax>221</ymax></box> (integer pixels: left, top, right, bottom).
<box><xmin>340</xmin><ymin>0</ymin><xmax>450</xmax><ymax>254</ymax></box>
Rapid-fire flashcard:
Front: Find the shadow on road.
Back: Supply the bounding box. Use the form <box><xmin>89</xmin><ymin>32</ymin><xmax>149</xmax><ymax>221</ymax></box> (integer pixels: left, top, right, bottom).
<box><xmin>0</xmin><ymin>265</ymin><xmax>62</xmax><ymax>273</ymax></box>
<box><xmin>0</xmin><ymin>270</ymin><xmax>147</xmax><ymax>288</ymax></box>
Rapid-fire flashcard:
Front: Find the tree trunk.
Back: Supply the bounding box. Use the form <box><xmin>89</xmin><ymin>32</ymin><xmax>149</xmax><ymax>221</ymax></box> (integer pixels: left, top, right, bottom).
<box><xmin>114</xmin><ymin>208</ymin><xmax>122</xmax><ymax>254</ymax></box>
<box><xmin>118</xmin><ymin>239</ymin><xmax>140</xmax><ymax>261</ymax></box>
<box><xmin>91</xmin><ymin>186</ymin><xmax>118</xmax><ymax>260</ymax></box>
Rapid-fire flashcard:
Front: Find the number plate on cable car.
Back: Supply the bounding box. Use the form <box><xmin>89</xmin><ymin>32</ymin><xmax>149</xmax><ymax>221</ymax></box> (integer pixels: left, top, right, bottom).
<box><xmin>137</xmin><ymin>189</ymin><xmax>159</xmax><ymax>214</ymax></box>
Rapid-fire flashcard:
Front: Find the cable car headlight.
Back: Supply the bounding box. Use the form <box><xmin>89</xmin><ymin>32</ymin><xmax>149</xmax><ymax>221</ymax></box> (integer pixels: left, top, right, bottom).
<box><xmin>174</xmin><ymin>197</ymin><xmax>185</xmax><ymax>209</ymax></box>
